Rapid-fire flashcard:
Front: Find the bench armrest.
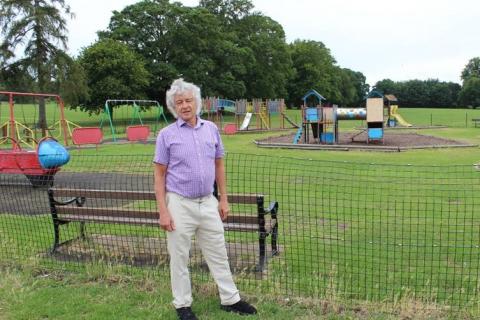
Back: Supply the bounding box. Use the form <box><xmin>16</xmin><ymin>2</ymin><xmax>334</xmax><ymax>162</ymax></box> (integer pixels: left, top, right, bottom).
<box><xmin>265</xmin><ymin>201</ymin><xmax>279</xmax><ymax>218</ymax></box>
<box><xmin>48</xmin><ymin>190</ymin><xmax>86</xmax><ymax>207</ymax></box>
<box><xmin>54</xmin><ymin>196</ymin><xmax>85</xmax><ymax>206</ymax></box>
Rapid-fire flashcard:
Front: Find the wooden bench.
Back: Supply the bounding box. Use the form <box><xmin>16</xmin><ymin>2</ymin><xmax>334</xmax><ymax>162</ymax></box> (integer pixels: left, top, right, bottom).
<box><xmin>472</xmin><ymin>119</ymin><xmax>480</xmax><ymax>127</ymax></box>
<box><xmin>48</xmin><ymin>188</ymin><xmax>279</xmax><ymax>271</ymax></box>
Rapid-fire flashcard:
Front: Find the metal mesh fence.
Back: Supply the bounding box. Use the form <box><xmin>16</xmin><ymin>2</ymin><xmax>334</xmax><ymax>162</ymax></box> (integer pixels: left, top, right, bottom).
<box><xmin>1</xmin><ymin>153</ymin><xmax>480</xmax><ymax>308</ymax></box>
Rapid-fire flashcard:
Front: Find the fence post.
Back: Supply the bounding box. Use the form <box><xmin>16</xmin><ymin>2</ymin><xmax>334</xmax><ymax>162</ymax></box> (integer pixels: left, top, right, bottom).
<box><xmin>430</xmin><ymin>114</ymin><xmax>433</xmax><ymax>126</ymax></box>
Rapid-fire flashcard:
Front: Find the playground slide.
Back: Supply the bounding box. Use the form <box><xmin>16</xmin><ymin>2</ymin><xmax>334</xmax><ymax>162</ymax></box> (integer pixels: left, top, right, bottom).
<box><xmin>281</xmin><ymin>112</ymin><xmax>300</xmax><ymax>128</ymax></box>
<box><xmin>292</xmin><ymin>126</ymin><xmax>303</xmax><ymax>144</ymax></box>
<box><xmin>239</xmin><ymin>112</ymin><xmax>253</xmax><ymax>130</ymax></box>
<box><xmin>391</xmin><ymin>113</ymin><xmax>412</xmax><ymax>127</ymax></box>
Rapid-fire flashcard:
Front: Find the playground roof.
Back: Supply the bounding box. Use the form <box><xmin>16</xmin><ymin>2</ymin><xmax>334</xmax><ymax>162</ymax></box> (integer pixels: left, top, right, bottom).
<box><xmin>367</xmin><ymin>90</ymin><xmax>384</xmax><ymax>98</ymax></box>
<box><xmin>384</xmin><ymin>94</ymin><xmax>398</xmax><ymax>102</ymax></box>
<box><xmin>302</xmin><ymin>89</ymin><xmax>326</xmax><ymax>103</ymax></box>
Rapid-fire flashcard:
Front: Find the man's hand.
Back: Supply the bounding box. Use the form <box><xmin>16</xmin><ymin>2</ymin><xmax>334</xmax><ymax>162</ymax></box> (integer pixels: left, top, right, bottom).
<box><xmin>159</xmin><ymin>211</ymin><xmax>175</xmax><ymax>231</ymax></box>
<box><xmin>218</xmin><ymin>199</ymin><xmax>230</xmax><ymax>221</ymax></box>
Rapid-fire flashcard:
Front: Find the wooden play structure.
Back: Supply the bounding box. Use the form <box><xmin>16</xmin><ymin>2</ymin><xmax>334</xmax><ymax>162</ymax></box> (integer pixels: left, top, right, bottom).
<box><xmin>202</xmin><ymin>97</ymin><xmax>295</xmax><ymax>133</ymax></box>
<box><xmin>234</xmin><ymin>98</ymin><xmax>294</xmax><ymax>131</ymax></box>
<box><xmin>202</xmin><ymin>97</ymin><xmax>236</xmax><ymax>128</ymax></box>
<box><xmin>294</xmin><ymin>89</ymin><xmax>411</xmax><ymax>145</ymax></box>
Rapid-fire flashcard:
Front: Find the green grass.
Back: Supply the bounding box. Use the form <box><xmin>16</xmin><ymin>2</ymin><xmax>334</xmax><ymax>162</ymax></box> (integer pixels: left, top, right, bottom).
<box><xmin>2</xmin><ymin>107</ymin><xmax>480</xmax><ymax>317</ymax></box>
<box><xmin>1</xmin><ymin>264</ymin><xmax>477</xmax><ymax>320</ymax></box>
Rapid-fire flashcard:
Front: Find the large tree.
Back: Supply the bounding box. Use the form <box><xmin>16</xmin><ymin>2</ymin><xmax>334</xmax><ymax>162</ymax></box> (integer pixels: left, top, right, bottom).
<box><xmin>461</xmin><ymin>57</ymin><xmax>480</xmax><ymax>81</ymax></box>
<box><xmin>78</xmin><ymin>39</ymin><xmax>150</xmax><ymax>116</ymax></box>
<box><xmin>99</xmin><ymin>0</ymin><xmax>179</xmax><ymax>103</ymax></box>
<box><xmin>336</xmin><ymin>68</ymin><xmax>369</xmax><ymax>107</ymax></box>
<box><xmin>287</xmin><ymin>40</ymin><xmax>340</xmax><ymax>107</ymax></box>
<box><xmin>458</xmin><ymin>77</ymin><xmax>480</xmax><ymax>107</ymax></box>
<box><xmin>0</xmin><ymin>0</ymin><xmax>73</xmax><ymax>132</ymax></box>
<box><xmin>233</xmin><ymin>13</ymin><xmax>293</xmax><ymax>99</ymax></box>
<box><xmin>199</xmin><ymin>0</ymin><xmax>254</xmax><ymax>24</ymax></box>
<box><xmin>49</xmin><ymin>52</ymin><xmax>89</xmax><ymax>108</ymax></box>
<box><xmin>101</xmin><ymin>0</ymin><xmax>250</xmax><ymax>101</ymax></box>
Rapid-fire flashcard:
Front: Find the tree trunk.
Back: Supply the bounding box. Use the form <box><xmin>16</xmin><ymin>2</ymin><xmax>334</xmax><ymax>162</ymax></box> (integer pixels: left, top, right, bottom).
<box><xmin>34</xmin><ymin>0</ymin><xmax>48</xmax><ymax>136</ymax></box>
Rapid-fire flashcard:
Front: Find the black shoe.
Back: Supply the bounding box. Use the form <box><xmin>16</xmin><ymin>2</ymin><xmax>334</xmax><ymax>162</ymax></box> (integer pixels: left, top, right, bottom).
<box><xmin>176</xmin><ymin>307</ymin><xmax>198</xmax><ymax>320</ymax></box>
<box><xmin>221</xmin><ymin>300</ymin><xmax>257</xmax><ymax>315</ymax></box>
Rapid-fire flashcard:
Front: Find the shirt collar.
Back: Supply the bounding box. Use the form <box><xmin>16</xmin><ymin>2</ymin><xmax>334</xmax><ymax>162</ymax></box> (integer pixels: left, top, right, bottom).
<box><xmin>177</xmin><ymin>116</ymin><xmax>204</xmax><ymax>129</ymax></box>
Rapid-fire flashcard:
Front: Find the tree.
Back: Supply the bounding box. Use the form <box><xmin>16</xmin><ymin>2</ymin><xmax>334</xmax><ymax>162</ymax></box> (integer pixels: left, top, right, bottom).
<box><xmin>49</xmin><ymin>52</ymin><xmax>89</xmax><ymax>107</ymax></box>
<box><xmin>233</xmin><ymin>13</ymin><xmax>293</xmax><ymax>99</ymax></box>
<box><xmin>287</xmin><ymin>40</ymin><xmax>340</xmax><ymax>107</ymax></box>
<box><xmin>199</xmin><ymin>0</ymin><xmax>254</xmax><ymax>24</ymax></box>
<box><xmin>166</xmin><ymin>6</ymin><xmax>250</xmax><ymax>98</ymax></box>
<box><xmin>99</xmin><ymin>0</ymin><xmax>180</xmax><ymax>103</ymax></box>
<box><xmin>337</xmin><ymin>68</ymin><xmax>369</xmax><ymax>107</ymax></box>
<box><xmin>374</xmin><ymin>79</ymin><xmax>396</xmax><ymax>96</ymax></box>
<box><xmin>78</xmin><ymin>39</ymin><xmax>150</xmax><ymax>116</ymax></box>
<box><xmin>374</xmin><ymin>79</ymin><xmax>460</xmax><ymax>108</ymax></box>
<box><xmin>461</xmin><ymin>57</ymin><xmax>480</xmax><ymax>81</ymax></box>
<box><xmin>0</xmin><ymin>0</ymin><xmax>73</xmax><ymax>131</ymax></box>
<box><xmin>0</xmin><ymin>61</ymin><xmax>35</xmax><ymax>92</ymax></box>
<box><xmin>458</xmin><ymin>77</ymin><xmax>480</xmax><ymax>107</ymax></box>
<box><xmin>101</xmin><ymin>0</ymin><xmax>251</xmax><ymax>101</ymax></box>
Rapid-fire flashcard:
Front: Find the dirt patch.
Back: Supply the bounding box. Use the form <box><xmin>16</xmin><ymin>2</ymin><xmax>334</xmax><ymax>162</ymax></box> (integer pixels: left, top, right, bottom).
<box><xmin>51</xmin><ymin>234</ymin><xmax>280</xmax><ymax>277</ymax></box>
<box><xmin>257</xmin><ymin>130</ymin><xmax>476</xmax><ymax>151</ymax></box>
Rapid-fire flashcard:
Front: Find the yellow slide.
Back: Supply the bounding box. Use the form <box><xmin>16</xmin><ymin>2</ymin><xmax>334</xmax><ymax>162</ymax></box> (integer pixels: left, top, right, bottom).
<box><xmin>390</xmin><ymin>105</ymin><xmax>412</xmax><ymax>127</ymax></box>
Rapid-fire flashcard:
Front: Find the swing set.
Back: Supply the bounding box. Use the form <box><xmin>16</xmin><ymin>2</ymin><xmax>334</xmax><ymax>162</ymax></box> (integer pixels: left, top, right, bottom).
<box><xmin>99</xmin><ymin>99</ymin><xmax>168</xmax><ymax>142</ymax></box>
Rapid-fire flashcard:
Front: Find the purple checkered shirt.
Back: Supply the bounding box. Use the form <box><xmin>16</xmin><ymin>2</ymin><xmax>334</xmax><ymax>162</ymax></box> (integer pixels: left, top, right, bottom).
<box><xmin>153</xmin><ymin>117</ymin><xmax>224</xmax><ymax>198</ymax></box>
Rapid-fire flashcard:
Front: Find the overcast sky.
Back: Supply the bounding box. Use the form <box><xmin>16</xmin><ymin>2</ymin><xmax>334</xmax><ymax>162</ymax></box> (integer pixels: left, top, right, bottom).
<box><xmin>67</xmin><ymin>0</ymin><xmax>480</xmax><ymax>86</ymax></box>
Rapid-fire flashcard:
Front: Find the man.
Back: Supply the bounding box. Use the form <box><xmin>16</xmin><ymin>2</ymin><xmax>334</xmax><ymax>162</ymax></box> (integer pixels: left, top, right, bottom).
<box><xmin>153</xmin><ymin>78</ymin><xmax>257</xmax><ymax>320</ymax></box>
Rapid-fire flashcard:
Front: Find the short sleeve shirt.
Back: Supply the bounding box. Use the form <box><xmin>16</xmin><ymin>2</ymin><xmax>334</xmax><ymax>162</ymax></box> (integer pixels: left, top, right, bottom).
<box><xmin>153</xmin><ymin>117</ymin><xmax>224</xmax><ymax>198</ymax></box>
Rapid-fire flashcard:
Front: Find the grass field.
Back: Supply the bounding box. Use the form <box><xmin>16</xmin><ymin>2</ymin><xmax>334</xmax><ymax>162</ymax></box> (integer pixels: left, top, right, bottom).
<box><xmin>3</xmin><ymin>261</ymin><xmax>476</xmax><ymax>320</ymax></box>
<box><xmin>2</xmin><ymin>106</ymin><xmax>480</xmax><ymax>318</ymax></box>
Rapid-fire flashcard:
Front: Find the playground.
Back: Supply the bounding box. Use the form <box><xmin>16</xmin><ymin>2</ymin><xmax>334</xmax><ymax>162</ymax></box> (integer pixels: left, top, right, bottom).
<box><xmin>2</xmin><ymin>97</ymin><xmax>480</xmax><ymax>317</ymax></box>
<box><xmin>256</xmin><ymin>130</ymin><xmax>476</xmax><ymax>151</ymax></box>
<box><xmin>253</xmin><ymin>89</ymin><xmax>478</xmax><ymax>151</ymax></box>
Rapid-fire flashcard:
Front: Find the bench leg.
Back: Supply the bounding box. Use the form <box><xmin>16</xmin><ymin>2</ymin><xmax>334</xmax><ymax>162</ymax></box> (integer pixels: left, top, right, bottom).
<box><xmin>256</xmin><ymin>232</ymin><xmax>267</xmax><ymax>272</ymax></box>
<box><xmin>51</xmin><ymin>221</ymin><xmax>60</xmax><ymax>253</ymax></box>
<box><xmin>79</xmin><ymin>222</ymin><xmax>86</xmax><ymax>239</ymax></box>
<box><xmin>271</xmin><ymin>224</ymin><xmax>279</xmax><ymax>256</ymax></box>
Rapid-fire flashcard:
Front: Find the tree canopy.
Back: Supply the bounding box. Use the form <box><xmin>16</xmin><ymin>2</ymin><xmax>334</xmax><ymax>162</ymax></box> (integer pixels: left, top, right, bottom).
<box><xmin>0</xmin><ymin>0</ymin><xmax>75</xmax><ymax>127</ymax></box>
<box><xmin>458</xmin><ymin>57</ymin><xmax>480</xmax><ymax>107</ymax></box>
<box><xmin>78</xmin><ymin>39</ymin><xmax>150</xmax><ymax>114</ymax></box>
<box><xmin>374</xmin><ymin>79</ymin><xmax>461</xmax><ymax>108</ymax></box>
<box><xmin>2</xmin><ymin>0</ymin><xmax>477</xmax><ymax>111</ymax></box>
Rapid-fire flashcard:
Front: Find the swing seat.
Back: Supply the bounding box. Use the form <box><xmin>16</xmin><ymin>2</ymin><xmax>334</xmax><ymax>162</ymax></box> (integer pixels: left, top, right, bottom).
<box><xmin>72</xmin><ymin>127</ymin><xmax>103</xmax><ymax>146</ymax></box>
<box><xmin>126</xmin><ymin>125</ymin><xmax>150</xmax><ymax>142</ymax></box>
<box><xmin>223</xmin><ymin>123</ymin><xmax>237</xmax><ymax>135</ymax></box>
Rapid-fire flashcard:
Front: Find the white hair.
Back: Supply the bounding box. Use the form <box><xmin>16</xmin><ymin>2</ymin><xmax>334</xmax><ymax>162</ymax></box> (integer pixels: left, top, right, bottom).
<box><xmin>165</xmin><ymin>78</ymin><xmax>202</xmax><ymax>118</ymax></box>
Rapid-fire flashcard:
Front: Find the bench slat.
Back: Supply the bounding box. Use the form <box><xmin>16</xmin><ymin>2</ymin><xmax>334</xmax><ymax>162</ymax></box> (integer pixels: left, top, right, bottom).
<box><xmin>56</xmin><ymin>207</ymin><xmax>263</xmax><ymax>223</ymax></box>
<box><xmin>56</xmin><ymin>206</ymin><xmax>158</xmax><ymax>219</ymax></box>
<box><xmin>224</xmin><ymin>223</ymin><xmax>258</xmax><ymax>232</ymax></box>
<box><xmin>55</xmin><ymin>206</ymin><xmax>274</xmax><ymax>232</ymax></box>
<box><xmin>53</xmin><ymin>189</ymin><xmax>157</xmax><ymax>200</ymax></box>
<box><xmin>223</xmin><ymin>194</ymin><xmax>260</xmax><ymax>204</ymax></box>
<box><xmin>58</xmin><ymin>213</ymin><xmax>274</xmax><ymax>233</ymax></box>
<box><xmin>59</xmin><ymin>214</ymin><xmax>159</xmax><ymax>226</ymax></box>
<box><xmin>51</xmin><ymin>188</ymin><xmax>262</xmax><ymax>204</ymax></box>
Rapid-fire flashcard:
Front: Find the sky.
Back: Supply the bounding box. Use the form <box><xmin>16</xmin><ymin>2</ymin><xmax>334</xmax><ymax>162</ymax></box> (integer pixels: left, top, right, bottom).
<box><xmin>67</xmin><ymin>0</ymin><xmax>480</xmax><ymax>86</ymax></box>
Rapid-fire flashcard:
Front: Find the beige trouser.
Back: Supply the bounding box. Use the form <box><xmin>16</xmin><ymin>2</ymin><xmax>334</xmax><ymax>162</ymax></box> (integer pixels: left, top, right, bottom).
<box><xmin>166</xmin><ymin>192</ymin><xmax>240</xmax><ymax>308</ymax></box>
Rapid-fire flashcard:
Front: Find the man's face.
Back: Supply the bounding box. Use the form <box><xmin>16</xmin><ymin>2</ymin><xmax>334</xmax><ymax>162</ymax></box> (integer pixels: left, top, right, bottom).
<box><xmin>174</xmin><ymin>91</ymin><xmax>197</xmax><ymax>125</ymax></box>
